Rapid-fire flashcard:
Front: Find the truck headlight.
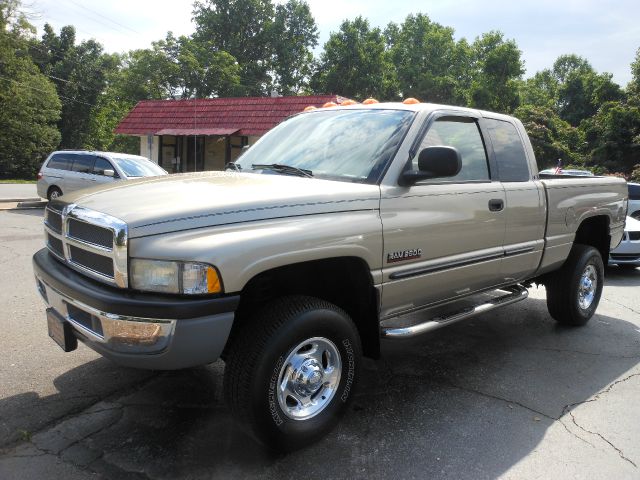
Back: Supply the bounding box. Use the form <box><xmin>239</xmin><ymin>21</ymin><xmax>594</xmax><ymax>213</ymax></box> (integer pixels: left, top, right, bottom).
<box><xmin>130</xmin><ymin>259</ymin><xmax>222</xmax><ymax>295</ymax></box>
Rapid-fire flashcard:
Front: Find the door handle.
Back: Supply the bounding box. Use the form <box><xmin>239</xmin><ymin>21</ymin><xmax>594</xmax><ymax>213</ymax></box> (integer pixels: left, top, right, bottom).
<box><xmin>488</xmin><ymin>199</ymin><xmax>504</xmax><ymax>212</ymax></box>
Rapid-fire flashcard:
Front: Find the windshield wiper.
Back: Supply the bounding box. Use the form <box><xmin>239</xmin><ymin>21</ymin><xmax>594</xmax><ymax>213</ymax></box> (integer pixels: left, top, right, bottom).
<box><xmin>251</xmin><ymin>163</ymin><xmax>313</xmax><ymax>178</ymax></box>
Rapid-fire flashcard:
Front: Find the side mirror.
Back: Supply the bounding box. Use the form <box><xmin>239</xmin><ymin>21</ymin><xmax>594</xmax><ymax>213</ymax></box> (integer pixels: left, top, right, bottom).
<box><xmin>103</xmin><ymin>169</ymin><xmax>115</xmax><ymax>177</ymax></box>
<box><xmin>399</xmin><ymin>146</ymin><xmax>461</xmax><ymax>186</ymax></box>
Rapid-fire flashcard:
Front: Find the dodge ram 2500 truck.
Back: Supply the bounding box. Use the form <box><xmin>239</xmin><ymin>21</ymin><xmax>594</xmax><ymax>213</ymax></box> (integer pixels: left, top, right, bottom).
<box><xmin>33</xmin><ymin>102</ymin><xmax>628</xmax><ymax>451</ymax></box>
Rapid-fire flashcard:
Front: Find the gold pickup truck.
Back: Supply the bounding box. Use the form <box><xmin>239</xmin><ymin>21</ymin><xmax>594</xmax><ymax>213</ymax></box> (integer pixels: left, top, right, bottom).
<box><xmin>33</xmin><ymin>102</ymin><xmax>628</xmax><ymax>451</ymax></box>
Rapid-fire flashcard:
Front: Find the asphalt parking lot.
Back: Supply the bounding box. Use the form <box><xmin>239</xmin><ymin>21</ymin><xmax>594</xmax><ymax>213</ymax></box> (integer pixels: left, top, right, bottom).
<box><xmin>0</xmin><ymin>207</ymin><xmax>639</xmax><ymax>479</ymax></box>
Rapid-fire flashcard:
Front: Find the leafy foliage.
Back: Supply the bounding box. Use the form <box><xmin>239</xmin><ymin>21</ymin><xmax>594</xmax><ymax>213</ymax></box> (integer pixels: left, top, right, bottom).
<box><xmin>312</xmin><ymin>17</ymin><xmax>397</xmax><ymax>100</ymax></box>
<box><xmin>0</xmin><ymin>1</ymin><xmax>61</xmax><ymax>178</ymax></box>
<box><xmin>31</xmin><ymin>24</ymin><xmax>119</xmax><ymax>149</ymax></box>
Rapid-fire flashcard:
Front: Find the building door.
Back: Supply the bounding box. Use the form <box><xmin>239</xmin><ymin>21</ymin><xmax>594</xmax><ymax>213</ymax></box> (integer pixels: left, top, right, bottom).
<box><xmin>186</xmin><ymin>136</ymin><xmax>205</xmax><ymax>172</ymax></box>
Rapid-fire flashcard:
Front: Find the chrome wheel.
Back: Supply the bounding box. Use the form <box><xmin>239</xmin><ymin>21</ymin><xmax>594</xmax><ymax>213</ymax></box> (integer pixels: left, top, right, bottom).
<box><xmin>277</xmin><ymin>337</ymin><xmax>342</xmax><ymax>421</ymax></box>
<box><xmin>578</xmin><ymin>264</ymin><xmax>597</xmax><ymax>310</ymax></box>
<box><xmin>49</xmin><ymin>189</ymin><xmax>61</xmax><ymax>200</ymax></box>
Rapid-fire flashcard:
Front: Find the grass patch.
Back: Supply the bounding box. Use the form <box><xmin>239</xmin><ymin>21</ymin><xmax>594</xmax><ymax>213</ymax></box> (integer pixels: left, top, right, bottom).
<box><xmin>0</xmin><ymin>179</ymin><xmax>36</xmax><ymax>184</ymax></box>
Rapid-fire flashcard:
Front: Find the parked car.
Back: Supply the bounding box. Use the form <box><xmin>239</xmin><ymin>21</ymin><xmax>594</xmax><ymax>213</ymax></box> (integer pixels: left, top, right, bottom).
<box><xmin>628</xmin><ymin>182</ymin><xmax>640</xmax><ymax>219</ymax></box>
<box><xmin>33</xmin><ymin>102</ymin><xmax>627</xmax><ymax>451</ymax></box>
<box><xmin>538</xmin><ymin>168</ymin><xmax>594</xmax><ymax>176</ymax></box>
<box><xmin>37</xmin><ymin>151</ymin><xmax>167</xmax><ymax>200</ymax></box>
<box><xmin>609</xmin><ymin>216</ymin><xmax>640</xmax><ymax>269</ymax></box>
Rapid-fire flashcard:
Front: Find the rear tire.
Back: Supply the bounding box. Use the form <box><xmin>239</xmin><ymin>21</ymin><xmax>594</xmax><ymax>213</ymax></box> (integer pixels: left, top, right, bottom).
<box><xmin>47</xmin><ymin>186</ymin><xmax>62</xmax><ymax>200</ymax></box>
<box><xmin>223</xmin><ymin>295</ymin><xmax>361</xmax><ymax>451</ymax></box>
<box><xmin>545</xmin><ymin>244</ymin><xmax>604</xmax><ymax>326</ymax></box>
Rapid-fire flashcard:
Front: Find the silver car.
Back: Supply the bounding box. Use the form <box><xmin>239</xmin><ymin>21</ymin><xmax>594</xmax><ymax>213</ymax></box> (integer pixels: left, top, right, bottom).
<box><xmin>37</xmin><ymin>151</ymin><xmax>167</xmax><ymax>200</ymax></box>
<box><xmin>609</xmin><ymin>216</ymin><xmax>640</xmax><ymax>269</ymax></box>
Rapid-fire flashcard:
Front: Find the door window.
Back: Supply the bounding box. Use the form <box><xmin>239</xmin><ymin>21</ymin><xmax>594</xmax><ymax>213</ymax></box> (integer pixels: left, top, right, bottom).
<box><xmin>416</xmin><ymin>117</ymin><xmax>490</xmax><ymax>182</ymax></box>
<box><xmin>71</xmin><ymin>155</ymin><xmax>96</xmax><ymax>174</ymax></box>
<box><xmin>93</xmin><ymin>157</ymin><xmax>114</xmax><ymax>176</ymax></box>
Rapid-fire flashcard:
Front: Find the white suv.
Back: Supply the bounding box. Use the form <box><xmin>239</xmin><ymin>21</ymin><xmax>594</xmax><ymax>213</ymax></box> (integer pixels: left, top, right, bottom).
<box><xmin>37</xmin><ymin>151</ymin><xmax>167</xmax><ymax>200</ymax></box>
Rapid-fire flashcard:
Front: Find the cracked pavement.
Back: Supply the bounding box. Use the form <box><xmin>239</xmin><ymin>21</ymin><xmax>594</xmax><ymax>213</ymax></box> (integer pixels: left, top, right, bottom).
<box><xmin>1</xmin><ymin>209</ymin><xmax>639</xmax><ymax>479</ymax></box>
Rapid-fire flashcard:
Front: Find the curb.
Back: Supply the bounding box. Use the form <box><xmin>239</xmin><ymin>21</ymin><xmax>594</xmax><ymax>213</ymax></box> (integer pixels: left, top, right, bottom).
<box><xmin>0</xmin><ymin>200</ymin><xmax>47</xmax><ymax>211</ymax></box>
<box><xmin>0</xmin><ymin>197</ymin><xmax>41</xmax><ymax>203</ymax></box>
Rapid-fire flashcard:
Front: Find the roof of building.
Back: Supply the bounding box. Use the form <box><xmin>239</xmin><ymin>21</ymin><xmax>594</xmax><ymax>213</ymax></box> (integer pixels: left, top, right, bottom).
<box><xmin>114</xmin><ymin>95</ymin><xmax>344</xmax><ymax>136</ymax></box>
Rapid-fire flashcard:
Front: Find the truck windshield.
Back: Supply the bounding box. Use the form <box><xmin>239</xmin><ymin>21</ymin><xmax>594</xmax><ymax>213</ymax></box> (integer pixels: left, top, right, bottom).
<box><xmin>234</xmin><ymin>109</ymin><xmax>415</xmax><ymax>184</ymax></box>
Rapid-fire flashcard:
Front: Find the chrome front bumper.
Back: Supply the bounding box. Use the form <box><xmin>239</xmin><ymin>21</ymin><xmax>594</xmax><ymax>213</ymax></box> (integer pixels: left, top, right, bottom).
<box><xmin>33</xmin><ymin>249</ymin><xmax>239</xmax><ymax>370</ymax></box>
<box><xmin>36</xmin><ymin>275</ymin><xmax>176</xmax><ymax>355</ymax></box>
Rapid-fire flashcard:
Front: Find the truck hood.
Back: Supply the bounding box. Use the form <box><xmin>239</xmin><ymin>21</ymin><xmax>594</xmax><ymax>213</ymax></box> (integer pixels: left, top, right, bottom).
<box><xmin>61</xmin><ymin>171</ymin><xmax>381</xmax><ymax>238</ymax></box>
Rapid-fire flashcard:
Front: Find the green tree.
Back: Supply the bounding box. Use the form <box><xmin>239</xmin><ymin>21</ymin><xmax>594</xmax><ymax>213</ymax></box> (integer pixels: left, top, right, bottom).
<box><xmin>387</xmin><ymin>13</ymin><xmax>468</xmax><ymax>105</ymax></box>
<box><xmin>0</xmin><ymin>1</ymin><xmax>61</xmax><ymax>178</ymax></box>
<box><xmin>312</xmin><ymin>16</ymin><xmax>397</xmax><ymax>100</ymax></box>
<box><xmin>628</xmin><ymin>47</ymin><xmax>640</xmax><ymax>106</ymax></box>
<box><xmin>519</xmin><ymin>69</ymin><xmax>558</xmax><ymax>109</ymax></box>
<box><xmin>31</xmin><ymin>24</ymin><xmax>119</xmax><ymax>149</ymax></box>
<box><xmin>551</xmin><ymin>54</ymin><xmax>623</xmax><ymax>126</ymax></box>
<box><xmin>467</xmin><ymin>31</ymin><xmax>524</xmax><ymax>113</ymax></box>
<box><xmin>271</xmin><ymin>0</ymin><xmax>318</xmax><ymax>94</ymax></box>
<box><xmin>515</xmin><ymin>104</ymin><xmax>584</xmax><ymax>169</ymax></box>
<box><xmin>193</xmin><ymin>0</ymin><xmax>275</xmax><ymax>95</ymax></box>
<box><xmin>581</xmin><ymin>101</ymin><xmax>640</xmax><ymax>173</ymax></box>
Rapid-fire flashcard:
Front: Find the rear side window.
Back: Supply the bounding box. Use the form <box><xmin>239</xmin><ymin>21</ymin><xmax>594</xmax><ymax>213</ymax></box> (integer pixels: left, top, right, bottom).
<box><xmin>484</xmin><ymin>119</ymin><xmax>530</xmax><ymax>182</ymax></box>
<box><xmin>93</xmin><ymin>157</ymin><xmax>114</xmax><ymax>176</ymax></box>
<box><xmin>71</xmin><ymin>154</ymin><xmax>96</xmax><ymax>174</ymax></box>
<box><xmin>47</xmin><ymin>154</ymin><xmax>73</xmax><ymax>171</ymax></box>
<box><xmin>417</xmin><ymin>117</ymin><xmax>490</xmax><ymax>182</ymax></box>
<box><xmin>629</xmin><ymin>184</ymin><xmax>640</xmax><ymax>200</ymax></box>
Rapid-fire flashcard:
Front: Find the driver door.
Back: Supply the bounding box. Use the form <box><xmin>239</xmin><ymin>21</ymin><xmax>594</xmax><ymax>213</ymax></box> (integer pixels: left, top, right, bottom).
<box><xmin>379</xmin><ymin>112</ymin><xmax>507</xmax><ymax>318</ymax></box>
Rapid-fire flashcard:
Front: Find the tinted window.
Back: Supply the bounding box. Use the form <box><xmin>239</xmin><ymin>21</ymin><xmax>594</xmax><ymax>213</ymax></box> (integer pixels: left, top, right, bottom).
<box><xmin>484</xmin><ymin>119</ymin><xmax>530</xmax><ymax>182</ymax></box>
<box><xmin>71</xmin><ymin>154</ymin><xmax>96</xmax><ymax>174</ymax></box>
<box><xmin>93</xmin><ymin>157</ymin><xmax>114</xmax><ymax>176</ymax></box>
<box><xmin>47</xmin><ymin>154</ymin><xmax>73</xmax><ymax>171</ymax></box>
<box><xmin>417</xmin><ymin>117</ymin><xmax>489</xmax><ymax>181</ymax></box>
<box><xmin>628</xmin><ymin>183</ymin><xmax>640</xmax><ymax>201</ymax></box>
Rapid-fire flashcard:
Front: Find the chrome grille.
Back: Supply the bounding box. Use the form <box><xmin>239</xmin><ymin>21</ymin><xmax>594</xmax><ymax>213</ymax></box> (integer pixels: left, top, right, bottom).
<box><xmin>68</xmin><ymin>218</ymin><xmax>113</xmax><ymax>248</ymax></box>
<box><xmin>45</xmin><ymin>209</ymin><xmax>62</xmax><ymax>233</ymax></box>
<box><xmin>43</xmin><ymin>204</ymin><xmax>128</xmax><ymax>288</ymax></box>
<box><xmin>69</xmin><ymin>245</ymin><xmax>115</xmax><ymax>277</ymax></box>
<box><xmin>47</xmin><ymin>233</ymin><xmax>64</xmax><ymax>258</ymax></box>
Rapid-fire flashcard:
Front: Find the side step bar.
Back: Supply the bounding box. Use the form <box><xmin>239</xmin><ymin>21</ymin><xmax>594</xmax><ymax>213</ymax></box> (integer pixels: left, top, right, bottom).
<box><xmin>381</xmin><ymin>285</ymin><xmax>528</xmax><ymax>339</ymax></box>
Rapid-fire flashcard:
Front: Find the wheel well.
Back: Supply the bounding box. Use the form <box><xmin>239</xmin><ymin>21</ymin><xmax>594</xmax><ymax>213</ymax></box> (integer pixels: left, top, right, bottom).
<box><xmin>229</xmin><ymin>257</ymin><xmax>380</xmax><ymax>359</ymax></box>
<box><xmin>47</xmin><ymin>185</ymin><xmax>61</xmax><ymax>195</ymax></box>
<box><xmin>574</xmin><ymin>215</ymin><xmax>610</xmax><ymax>260</ymax></box>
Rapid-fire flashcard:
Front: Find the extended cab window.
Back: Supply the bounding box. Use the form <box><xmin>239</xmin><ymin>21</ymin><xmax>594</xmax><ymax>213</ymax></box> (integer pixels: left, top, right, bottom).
<box><xmin>71</xmin><ymin>155</ymin><xmax>96</xmax><ymax>174</ymax></box>
<box><xmin>484</xmin><ymin>118</ymin><xmax>530</xmax><ymax>182</ymax></box>
<box><xmin>417</xmin><ymin>117</ymin><xmax>489</xmax><ymax>182</ymax></box>
<box><xmin>47</xmin><ymin>154</ymin><xmax>73</xmax><ymax>171</ymax></box>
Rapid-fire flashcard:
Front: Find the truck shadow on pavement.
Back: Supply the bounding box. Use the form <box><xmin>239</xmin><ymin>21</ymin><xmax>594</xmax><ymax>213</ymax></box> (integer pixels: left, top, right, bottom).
<box><xmin>3</xmin><ymin>297</ymin><xmax>639</xmax><ymax>479</ymax></box>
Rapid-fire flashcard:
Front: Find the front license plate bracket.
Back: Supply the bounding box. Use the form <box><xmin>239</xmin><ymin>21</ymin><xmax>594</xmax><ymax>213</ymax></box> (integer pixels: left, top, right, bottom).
<box><xmin>47</xmin><ymin>308</ymin><xmax>78</xmax><ymax>352</ymax></box>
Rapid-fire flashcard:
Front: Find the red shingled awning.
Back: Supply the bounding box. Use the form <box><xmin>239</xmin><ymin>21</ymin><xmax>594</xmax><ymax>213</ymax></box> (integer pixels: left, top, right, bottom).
<box><xmin>155</xmin><ymin>128</ymin><xmax>239</xmax><ymax>136</ymax></box>
<box><xmin>115</xmin><ymin>95</ymin><xmax>344</xmax><ymax>137</ymax></box>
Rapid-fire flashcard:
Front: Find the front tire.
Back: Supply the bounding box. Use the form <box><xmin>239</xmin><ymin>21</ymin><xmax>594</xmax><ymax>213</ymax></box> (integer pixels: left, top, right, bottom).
<box><xmin>545</xmin><ymin>244</ymin><xmax>604</xmax><ymax>326</ymax></box>
<box><xmin>223</xmin><ymin>296</ymin><xmax>362</xmax><ymax>451</ymax></box>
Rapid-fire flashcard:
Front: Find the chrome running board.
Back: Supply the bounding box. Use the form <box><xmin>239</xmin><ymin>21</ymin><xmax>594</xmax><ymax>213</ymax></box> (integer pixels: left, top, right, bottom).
<box><xmin>381</xmin><ymin>285</ymin><xmax>528</xmax><ymax>339</ymax></box>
